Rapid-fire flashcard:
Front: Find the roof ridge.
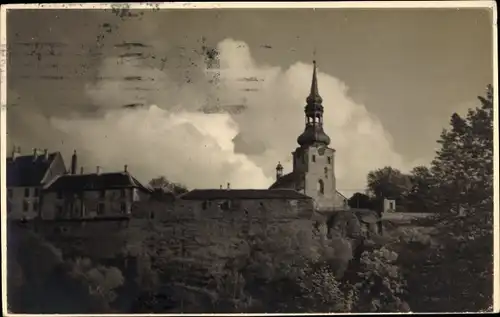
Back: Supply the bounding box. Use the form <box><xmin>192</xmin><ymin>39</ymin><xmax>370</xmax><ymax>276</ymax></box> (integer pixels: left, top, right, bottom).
<box><xmin>42</xmin><ymin>173</ymin><xmax>63</xmax><ymax>190</ymax></box>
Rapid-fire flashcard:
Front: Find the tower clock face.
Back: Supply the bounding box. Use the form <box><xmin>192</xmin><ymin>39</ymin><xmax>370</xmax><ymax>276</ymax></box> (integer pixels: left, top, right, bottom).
<box><xmin>317</xmin><ymin>147</ymin><xmax>326</xmax><ymax>156</ymax></box>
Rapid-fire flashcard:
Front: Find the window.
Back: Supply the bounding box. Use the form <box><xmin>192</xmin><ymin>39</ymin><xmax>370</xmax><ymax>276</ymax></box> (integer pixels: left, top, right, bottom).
<box><xmin>390</xmin><ymin>202</ymin><xmax>394</xmax><ymax>210</ymax></box>
<box><xmin>34</xmin><ymin>188</ymin><xmax>40</xmax><ymax>197</ymax></box>
<box><xmin>317</xmin><ymin>179</ymin><xmax>325</xmax><ymax>195</ymax></box>
<box><xmin>120</xmin><ymin>189</ymin><xmax>126</xmax><ymax>198</ymax></box>
<box><xmin>7</xmin><ymin>189</ymin><xmax>13</xmax><ymax>199</ymax></box>
<box><xmin>220</xmin><ymin>201</ymin><xmax>231</xmax><ymax>211</ymax></box>
<box><xmin>327</xmin><ymin>156</ymin><xmax>332</xmax><ymax>164</ymax></box>
<box><xmin>312</xmin><ymin>155</ymin><xmax>316</xmax><ymax>162</ymax></box>
<box><xmin>23</xmin><ymin>200</ymin><xmax>29</xmax><ymax>212</ymax></box>
<box><xmin>57</xmin><ymin>191</ymin><xmax>63</xmax><ymax>199</ymax></box>
<box><xmin>24</xmin><ymin>188</ymin><xmax>30</xmax><ymax>198</ymax></box>
<box><xmin>99</xmin><ymin>190</ymin><xmax>106</xmax><ymax>199</ymax></box>
<box><xmin>33</xmin><ymin>201</ymin><xmax>39</xmax><ymax>211</ymax></box>
<box><xmin>202</xmin><ymin>201</ymin><xmax>207</xmax><ymax>210</ymax></box>
<box><xmin>97</xmin><ymin>203</ymin><xmax>105</xmax><ymax>215</ymax></box>
<box><xmin>56</xmin><ymin>206</ymin><xmax>64</xmax><ymax>218</ymax></box>
<box><xmin>324</xmin><ymin>167</ymin><xmax>328</xmax><ymax>178</ymax></box>
<box><xmin>120</xmin><ymin>203</ymin><xmax>127</xmax><ymax>214</ymax></box>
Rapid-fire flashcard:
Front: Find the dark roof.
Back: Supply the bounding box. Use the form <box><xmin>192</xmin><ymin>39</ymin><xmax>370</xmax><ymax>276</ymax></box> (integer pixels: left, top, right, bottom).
<box><xmin>44</xmin><ymin>172</ymin><xmax>150</xmax><ymax>192</ymax></box>
<box><xmin>7</xmin><ymin>153</ymin><xmax>58</xmax><ymax>187</ymax></box>
<box><xmin>269</xmin><ymin>171</ymin><xmax>345</xmax><ymax>198</ymax></box>
<box><xmin>269</xmin><ymin>172</ymin><xmax>305</xmax><ymax>190</ymax></box>
<box><xmin>181</xmin><ymin>189</ymin><xmax>312</xmax><ymax>200</ymax></box>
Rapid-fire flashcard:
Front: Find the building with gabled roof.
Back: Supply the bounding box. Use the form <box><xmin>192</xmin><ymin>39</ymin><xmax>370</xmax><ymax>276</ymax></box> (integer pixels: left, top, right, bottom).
<box><xmin>41</xmin><ymin>158</ymin><xmax>151</xmax><ymax>220</ymax></box>
<box><xmin>6</xmin><ymin>147</ymin><xmax>67</xmax><ymax>220</ymax></box>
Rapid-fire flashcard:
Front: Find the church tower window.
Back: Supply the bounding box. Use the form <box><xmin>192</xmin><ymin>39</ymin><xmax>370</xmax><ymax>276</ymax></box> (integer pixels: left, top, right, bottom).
<box><xmin>324</xmin><ymin>167</ymin><xmax>328</xmax><ymax>178</ymax></box>
<box><xmin>317</xmin><ymin>179</ymin><xmax>325</xmax><ymax>195</ymax></box>
<box><xmin>327</xmin><ymin>156</ymin><xmax>332</xmax><ymax>164</ymax></box>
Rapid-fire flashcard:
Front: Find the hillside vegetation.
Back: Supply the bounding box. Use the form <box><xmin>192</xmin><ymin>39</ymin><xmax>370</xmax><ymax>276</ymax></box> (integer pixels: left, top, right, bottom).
<box><xmin>6</xmin><ymin>85</ymin><xmax>494</xmax><ymax>313</ymax></box>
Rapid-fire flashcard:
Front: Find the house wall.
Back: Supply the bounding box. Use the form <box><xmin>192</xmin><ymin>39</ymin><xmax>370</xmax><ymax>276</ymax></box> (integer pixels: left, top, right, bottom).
<box><xmin>7</xmin><ymin>186</ymin><xmax>42</xmax><ymax>220</ymax></box>
<box><xmin>334</xmin><ymin>191</ymin><xmax>349</xmax><ymax>210</ymax></box>
<box><xmin>41</xmin><ymin>188</ymin><xmax>148</xmax><ymax>219</ymax></box>
<box><xmin>171</xmin><ymin>198</ymin><xmax>315</xmax><ymax>222</ymax></box>
<box><xmin>383</xmin><ymin>199</ymin><xmax>397</xmax><ymax>213</ymax></box>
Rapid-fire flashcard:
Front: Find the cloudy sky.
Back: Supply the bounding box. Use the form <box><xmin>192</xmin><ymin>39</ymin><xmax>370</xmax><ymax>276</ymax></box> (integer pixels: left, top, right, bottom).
<box><xmin>5</xmin><ymin>6</ymin><xmax>494</xmax><ymax>195</ymax></box>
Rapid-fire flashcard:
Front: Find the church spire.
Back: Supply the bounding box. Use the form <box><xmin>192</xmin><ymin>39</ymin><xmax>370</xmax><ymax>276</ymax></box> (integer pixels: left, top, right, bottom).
<box><xmin>296</xmin><ymin>61</ymin><xmax>331</xmax><ymax>147</ymax></box>
<box><xmin>307</xmin><ymin>60</ymin><xmax>323</xmax><ymax>105</ymax></box>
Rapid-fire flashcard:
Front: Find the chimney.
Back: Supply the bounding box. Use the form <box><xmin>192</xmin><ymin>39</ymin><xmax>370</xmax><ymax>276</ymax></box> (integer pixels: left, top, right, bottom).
<box><xmin>43</xmin><ymin>149</ymin><xmax>49</xmax><ymax>160</ymax></box>
<box><xmin>124</xmin><ymin>164</ymin><xmax>128</xmax><ymax>173</ymax></box>
<box><xmin>96</xmin><ymin>166</ymin><xmax>101</xmax><ymax>175</ymax></box>
<box><xmin>80</xmin><ymin>166</ymin><xmax>84</xmax><ymax>174</ymax></box>
<box><xmin>227</xmin><ymin>182</ymin><xmax>230</xmax><ymax>189</ymax></box>
<box><xmin>71</xmin><ymin>150</ymin><xmax>78</xmax><ymax>175</ymax></box>
<box><xmin>11</xmin><ymin>145</ymin><xmax>20</xmax><ymax>160</ymax></box>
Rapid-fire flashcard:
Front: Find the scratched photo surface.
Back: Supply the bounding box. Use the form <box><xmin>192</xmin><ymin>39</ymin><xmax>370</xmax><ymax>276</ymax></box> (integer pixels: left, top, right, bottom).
<box><xmin>4</xmin><ymin>6</ymin><xmax>495</xmax><ymax>314</ymax></box>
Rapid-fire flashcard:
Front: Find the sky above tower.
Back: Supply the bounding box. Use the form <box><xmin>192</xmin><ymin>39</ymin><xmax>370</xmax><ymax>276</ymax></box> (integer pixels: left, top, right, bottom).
<box><xmin>5</xmin><ymin>7</ymin><xmax>494</xmax><ymax>196</ymax></box>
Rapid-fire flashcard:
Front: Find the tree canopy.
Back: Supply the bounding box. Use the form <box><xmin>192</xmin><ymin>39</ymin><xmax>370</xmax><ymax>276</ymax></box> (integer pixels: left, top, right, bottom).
<box><xmin>365</xmin><ymin>84</ymin><xmax>494</xmax><ymax>312</ymax></box>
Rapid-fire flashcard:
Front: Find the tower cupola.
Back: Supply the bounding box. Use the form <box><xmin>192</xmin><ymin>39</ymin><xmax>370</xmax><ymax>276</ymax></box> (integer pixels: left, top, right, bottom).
<box><xmin>276</xmin><ymin>161</ymin><xmax>284</xmax><ymax>180</ymax></box>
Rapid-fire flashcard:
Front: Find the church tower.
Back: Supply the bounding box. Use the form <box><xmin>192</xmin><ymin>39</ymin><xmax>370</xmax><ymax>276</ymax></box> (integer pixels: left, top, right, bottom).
<box><xmin>292</xmin><ymin>61</ymin><xmax>337</xmax><ymax>210</ymax></box>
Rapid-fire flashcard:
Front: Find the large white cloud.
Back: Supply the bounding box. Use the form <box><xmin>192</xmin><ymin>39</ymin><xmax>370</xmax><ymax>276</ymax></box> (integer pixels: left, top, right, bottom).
<box><xmin>47</xmin><ymin>38</ymin><xmax>414</xmax><ymax>195</ymax></box>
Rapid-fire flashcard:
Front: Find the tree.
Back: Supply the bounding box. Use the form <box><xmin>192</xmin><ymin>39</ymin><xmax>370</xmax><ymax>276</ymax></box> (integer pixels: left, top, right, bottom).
<box><xmin>67</xmin><ymin>258</ymin><xmax>125</xmax><ymax>311</ymax></box>
<box><xmin>398</xmin><ymin>85</ymin><xmax>494</xmax><ymax>312</ymax></box>
<box><xmin>406</xmin><ymin>166</ymin><xmax>438</xmax><ymax>213</ymax></box>
<box><xmin>149</xmin><ymin>176</ymin><xmax>189</xmax><ymax>198</ymax></box>
<box><xmin>347</xmin><ymin>246</ymin><xmax>409</xmax><ymax>312</ymax></box>
<box><xmin>430</xmin><ymin>84</ymin><xmax>493</xmax><ymax>217</ymax></box>
<box><xmin>348</xmin><ymin>193</ymin><xmax>373</xmax><ymax>209</ymax></box>
<box><xmin>366</xmin><ymin>167</ymin><xmax>412</xmax><ymax>211</ymax></box>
